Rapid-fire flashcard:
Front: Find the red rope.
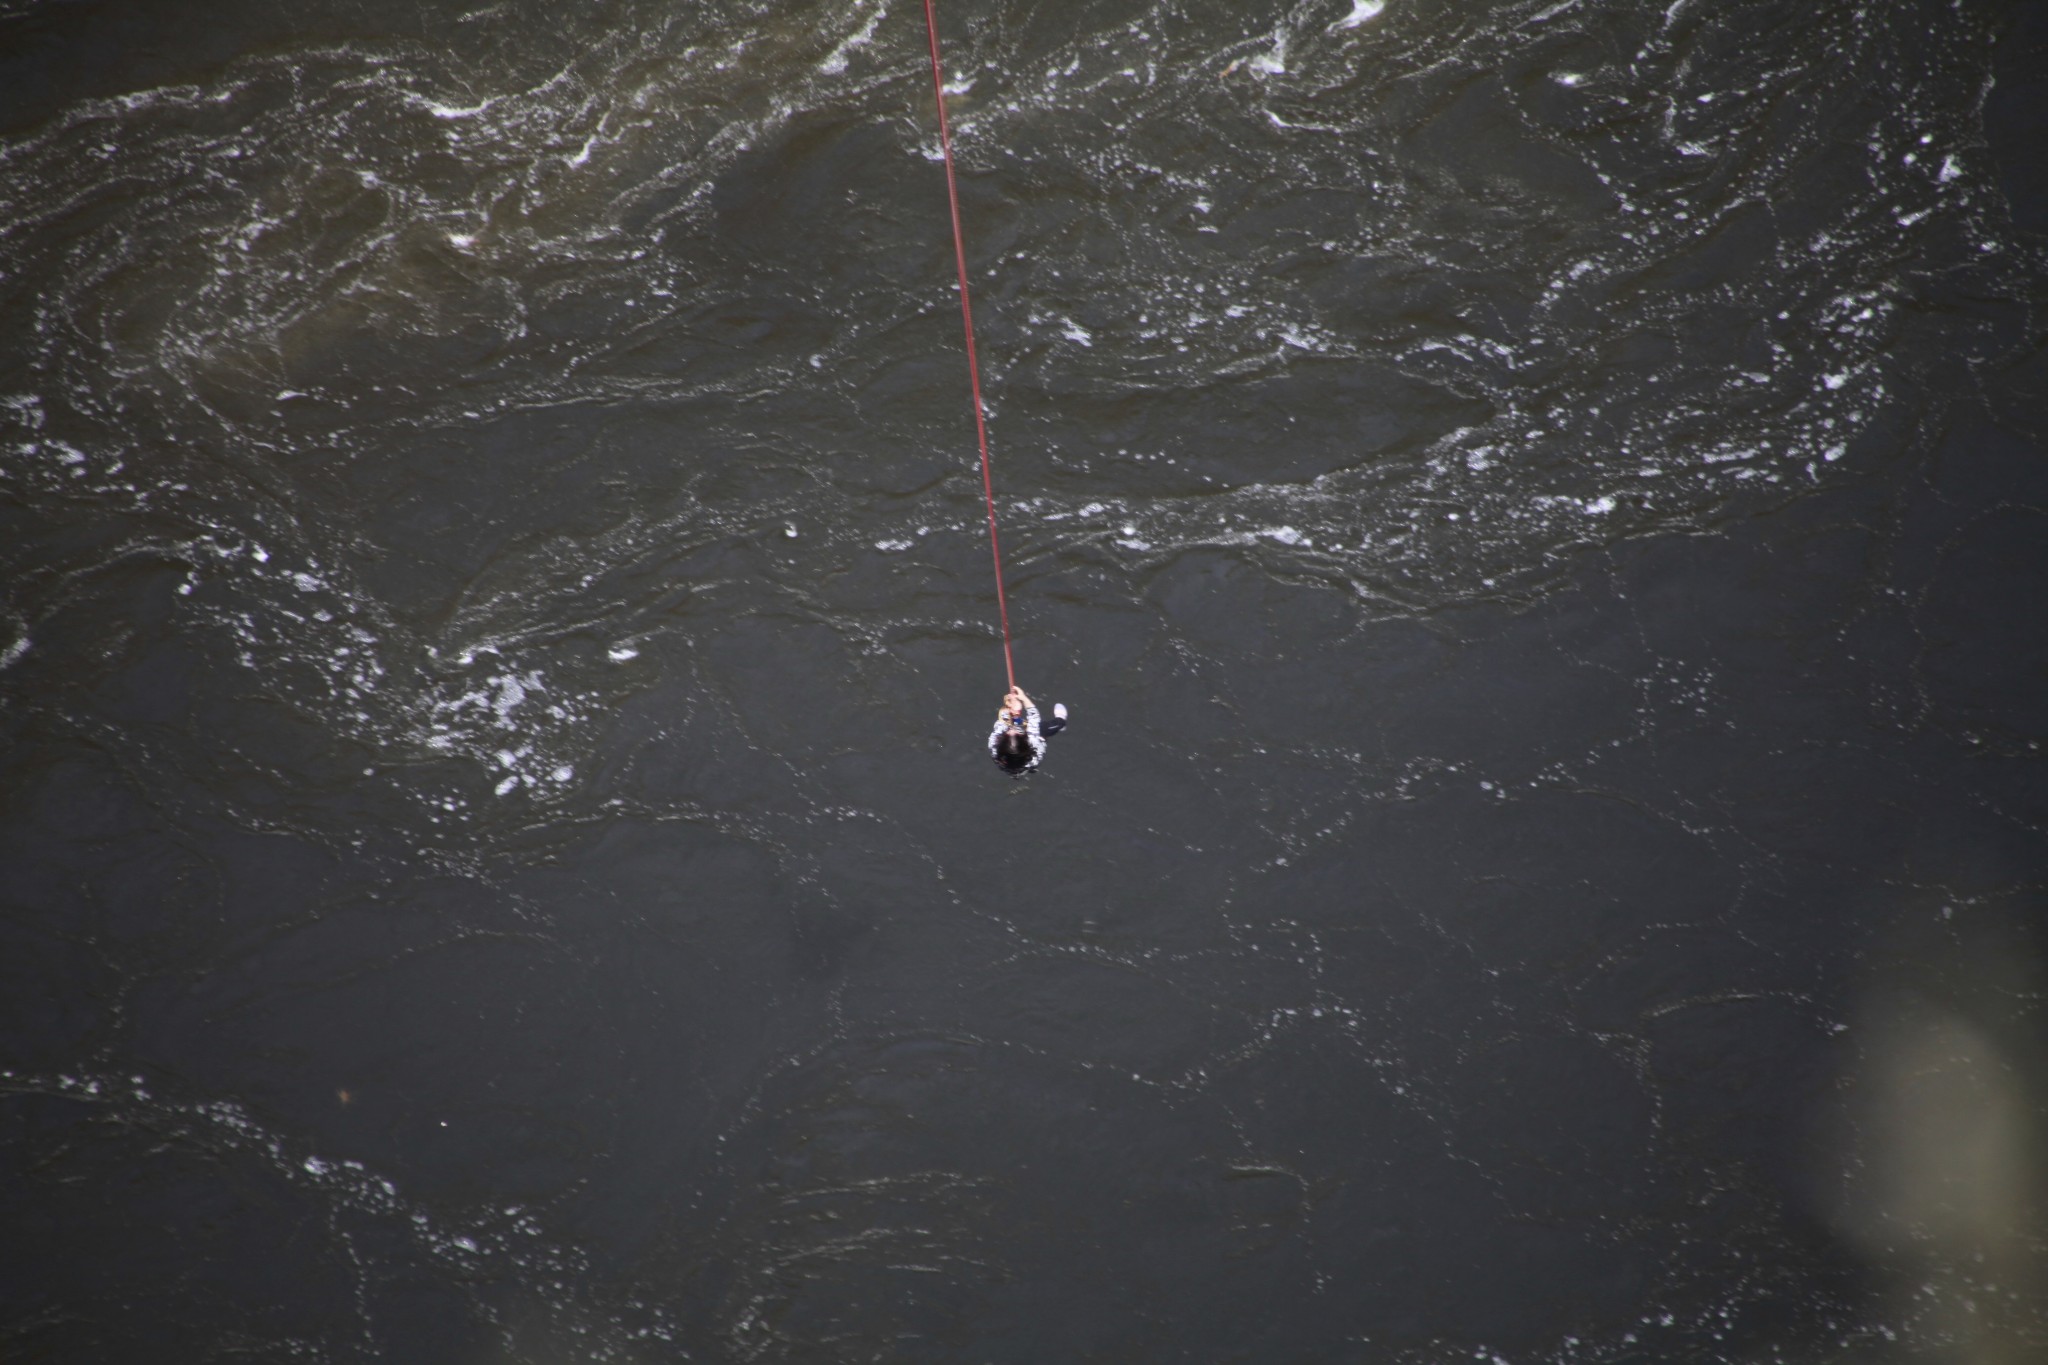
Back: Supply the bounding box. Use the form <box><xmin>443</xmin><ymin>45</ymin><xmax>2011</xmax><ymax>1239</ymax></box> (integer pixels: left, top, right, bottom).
<box><xmin>920</xmin><ymin>0</ymin><xmax>1016</xmax><ymax>693</ymax></box>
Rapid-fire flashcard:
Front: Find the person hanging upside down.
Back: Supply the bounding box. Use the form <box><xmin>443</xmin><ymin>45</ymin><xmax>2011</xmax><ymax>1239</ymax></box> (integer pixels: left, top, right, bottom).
<box><xmin>988</xmin><ymin>687</ymin><xmax>1068</xmax><ymax>775</ymax></box>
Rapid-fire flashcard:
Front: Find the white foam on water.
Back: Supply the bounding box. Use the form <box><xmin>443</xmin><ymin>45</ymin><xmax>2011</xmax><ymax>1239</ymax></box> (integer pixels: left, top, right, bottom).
<box><xmin>489</xmin><ymin>674</ymin><xmax>533</xmax><ymax>725</ymax></box>
<box><xmin>1248</xmin><ymin>31</ymin><xmax>1288</xmax><ymax>75</ymax></box>
<box><xmin>421</xmin><ymin>97</ymin><xmax>496</xmax><ymax>120</ymax></box>
<box><xmin>1335</xmin><ymin>0</ymin><xmax>1386</xmax><ymax>28</ymax></box>
<box><xmin>820</xmin><ymin>3</ymin><xmax>886</xmax><ymax>75</ymax></box>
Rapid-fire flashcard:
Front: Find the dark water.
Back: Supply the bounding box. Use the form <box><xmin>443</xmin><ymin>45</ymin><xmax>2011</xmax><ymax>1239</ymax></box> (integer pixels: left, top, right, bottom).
<box><xmin>3</xmin><ymin>0</ymin><xmax>2046</xmax><ymax>1359</ymax></box>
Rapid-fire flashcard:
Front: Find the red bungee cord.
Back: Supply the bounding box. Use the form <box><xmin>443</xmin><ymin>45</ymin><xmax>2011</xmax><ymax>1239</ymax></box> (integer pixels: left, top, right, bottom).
<box><xmin>920</xmin><ymin>0</ymin><xmax>1016</xmax><ymax>693</ymax></box>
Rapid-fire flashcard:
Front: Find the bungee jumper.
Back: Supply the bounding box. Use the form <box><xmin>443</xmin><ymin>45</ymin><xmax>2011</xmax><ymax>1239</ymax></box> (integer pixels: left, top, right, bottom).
<box><xmin>918</xmin><ymin>0</ymin><xmax>1068</xmax><ymax>777</ymax></box>
<box><xmin>989</xmin><ymin>688</ymin><xmax>1070</xmax><ymax>776</ymax></box>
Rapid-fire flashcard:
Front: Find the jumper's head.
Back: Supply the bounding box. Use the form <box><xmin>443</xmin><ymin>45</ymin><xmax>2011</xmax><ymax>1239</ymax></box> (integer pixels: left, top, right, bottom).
<box><xmin>994</xmin><ymin>728</ymin><xmax>1034</xmax><ymax>773</ymax></box>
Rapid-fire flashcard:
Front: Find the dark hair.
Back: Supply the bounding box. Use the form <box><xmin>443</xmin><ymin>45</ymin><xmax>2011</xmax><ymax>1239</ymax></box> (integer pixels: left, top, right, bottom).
<box><xmin>994</xmin><ymin>729</ymin><xmax>1035</xmax><ymax>773</ymax></box>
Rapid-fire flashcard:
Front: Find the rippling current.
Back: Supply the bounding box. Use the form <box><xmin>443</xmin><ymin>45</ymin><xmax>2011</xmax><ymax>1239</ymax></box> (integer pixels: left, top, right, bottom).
<box><xmin>3</xmin><ymin>0</ymin><xmax>2045</xmax><ymax>1360</ymax></box>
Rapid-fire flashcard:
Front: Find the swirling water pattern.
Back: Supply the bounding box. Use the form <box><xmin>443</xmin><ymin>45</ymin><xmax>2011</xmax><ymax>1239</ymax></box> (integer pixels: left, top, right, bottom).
<box><xmin>2</xmin><ymin>0</ymin><xmax>2044</xmax><ymax>1360</ymax></box>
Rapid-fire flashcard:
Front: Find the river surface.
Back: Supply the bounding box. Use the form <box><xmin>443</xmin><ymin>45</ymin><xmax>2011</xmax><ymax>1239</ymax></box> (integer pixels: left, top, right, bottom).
<box><xmin>3</xmin><ymin>0</ymin><xmax>2046</xmax><ymax>1360</ymax></box>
